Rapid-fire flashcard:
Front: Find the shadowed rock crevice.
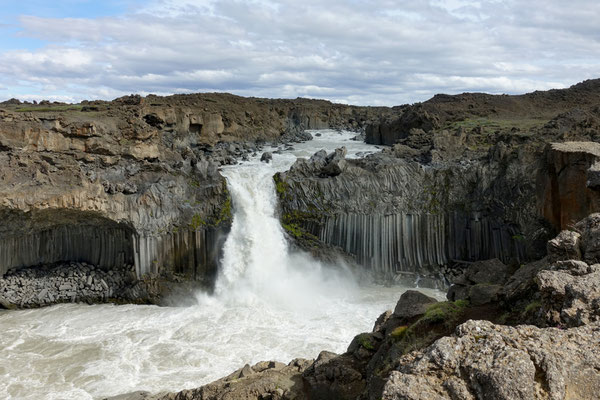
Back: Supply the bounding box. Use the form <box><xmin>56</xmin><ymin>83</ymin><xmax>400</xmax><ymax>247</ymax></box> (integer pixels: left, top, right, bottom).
<box><xmin>0</xmin><ymin>209</ymin><xmax>136</xmax><ymax>276</ymax></box>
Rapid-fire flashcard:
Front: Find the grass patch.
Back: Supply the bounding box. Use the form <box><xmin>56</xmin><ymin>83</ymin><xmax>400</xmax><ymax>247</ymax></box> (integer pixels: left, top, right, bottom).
<box><xmin>421</xmin><ymin>300</ymin><xmax>469</xmax><ymax>324</ymax></box>
<box><xmin>390</xmin><ymin>325</ymin><xmax>409</xmax><ymax>340</ymax></box>
<box><xmin>15</xmin><ymin>104</ymin><xmax>83</xmax><ymax>113</ymax></box>
<box><xmin>357</xmin><ymin>333</ymin><xmax>375</xmax><ymax>350</ymax></box>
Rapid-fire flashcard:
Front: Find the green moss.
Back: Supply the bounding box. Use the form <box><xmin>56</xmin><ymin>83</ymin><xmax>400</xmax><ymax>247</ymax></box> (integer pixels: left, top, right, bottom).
<box><xmin>189</xmin><ymin>214</ymin><xmax>206</xmax><ymax>230</ymax></box>
<box><xmin>421</xmin><ymin>300</ymin><xmax>468</xmax><ymax>324</ymax></box>
<box><xmin>511</xmin><ymin>234</ymin><xmax>526</xmax><ymax>242</ymax></box>
<box><xmin>273</xmin><ymin>173</ymin><xmax>289</xmax><ymax>196</ymax></box>
<box><xmin>453</xmin><ymin>299</ymin><xmax>470</xmax><ymax>308</ymax></box>
<box><xmin>213</xmin><ymin>197</ymin><xmax>232</xmax><ymax>226</ymax></box>
<box><xmin>281</xmin><ymin>222</ymin><xmax>318</xmax><ymax>240</ymax></box>
<box><xmin>357</xmin><ymin>333</ymin><xmax>375</xmax><ymax>350</ymax></box>
<box><xmin>390</xmin><ymin>325</ymin><xmax>409</xmax><ymax>340</ymax></box>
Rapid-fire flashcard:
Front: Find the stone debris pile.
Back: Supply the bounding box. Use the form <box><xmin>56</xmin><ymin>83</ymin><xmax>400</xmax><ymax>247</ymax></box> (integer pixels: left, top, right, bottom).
<box><xmin>0</xmin><ymin>262</ymin><xmax>136</xmax><ymax>308</ymax></box>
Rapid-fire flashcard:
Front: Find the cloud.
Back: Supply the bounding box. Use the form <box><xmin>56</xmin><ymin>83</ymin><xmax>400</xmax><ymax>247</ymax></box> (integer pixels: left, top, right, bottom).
<box><xmin>0</xmin><ymin>0</ymin><xmax>599</xmax><ymax>105</ymax></box>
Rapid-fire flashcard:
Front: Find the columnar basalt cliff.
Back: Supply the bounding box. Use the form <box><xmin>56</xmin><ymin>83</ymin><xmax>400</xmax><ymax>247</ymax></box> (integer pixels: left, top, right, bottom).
<box><xmin>275</xmin><ymin>80</ymin><xmax>600</xmax><ymax>285</ymax></box>
<box><xmin>0</xmin><ymin>94</ymin><xmax>388</xmax><ymax>306</ymax></box>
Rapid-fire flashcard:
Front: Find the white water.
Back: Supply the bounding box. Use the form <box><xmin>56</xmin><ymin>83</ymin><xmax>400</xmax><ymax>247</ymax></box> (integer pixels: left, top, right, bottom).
<box><xmin>0</xmin><ymin>130</ymin><xmax>444</xmax><ymax>400</ymax></box>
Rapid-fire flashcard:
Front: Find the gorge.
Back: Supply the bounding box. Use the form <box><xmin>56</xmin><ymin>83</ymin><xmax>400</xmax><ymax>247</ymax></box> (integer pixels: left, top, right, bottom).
<box><xmin>1</xmin><ymin>80</ymin><xmax>600</xmax><ymax>399</ymax></box>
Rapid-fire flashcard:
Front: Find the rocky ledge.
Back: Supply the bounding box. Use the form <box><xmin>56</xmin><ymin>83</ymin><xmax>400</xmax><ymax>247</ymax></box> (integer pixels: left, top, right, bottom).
<box><xmin>108</xmin><ymin>214</ymin><xmax>600</xmax><ymax>400</ymax></box>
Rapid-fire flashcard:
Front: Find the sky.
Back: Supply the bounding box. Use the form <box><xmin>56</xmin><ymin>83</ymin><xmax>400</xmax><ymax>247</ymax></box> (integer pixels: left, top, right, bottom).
<box><xmin>0</xmin><ymin>0</ymin><xmax>598</xmax><ymax>105</ymax></box>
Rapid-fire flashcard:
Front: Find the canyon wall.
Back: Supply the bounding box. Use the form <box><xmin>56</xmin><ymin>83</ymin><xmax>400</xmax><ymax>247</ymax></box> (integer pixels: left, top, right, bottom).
<box><xmin>276</xmin><ymin>80</ymin><xmax>600</xmax><ymax>284</ymax></box>
<box><xmin>0</xmin><ymin>94</ymin><xmax>385</xmax><ymax>296</ymax></box>
<box><xmin>3</xmin><ymin>80</ymin><xmax>600</xmax><ymax>302</ymax></box>
<box><xmin>275</xmin><ymin>141</ymin><xmax>541</xmax><ymax>284</ymax></box>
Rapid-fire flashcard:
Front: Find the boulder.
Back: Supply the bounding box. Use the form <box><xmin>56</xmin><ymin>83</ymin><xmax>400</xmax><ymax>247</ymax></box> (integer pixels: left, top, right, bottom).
<box><xmin>326</xmin><ymin>146</ymin><xmax>347</xmax><ymax>163</ymax></box>
<box><xmin>260</xmin><ymin>151</ymin><xmax>272</xmax><ymax>163</ymax></box>
<box><xmin>302</xmin><ymin>351</ymin><xmax>365</xmax><ymax>400</ymax></box>
<box><xmin>155</xmin><ymin>358</ymin><xmax>311</xmax><ymax>400</ymax></box>
<box><xmin>393</xmin><ymin>290</ymin><xmax>438</xmax><ymax>319</ymax></box>
<box><xmin>447</xmin><ymin>259</ymin><xmax>508</xmax><ymax>304</ymax></box>
<box><xmin>575</xmin><ymin>213</ymin><xmax>600</xmax><ymax>263</ymax></box>
<box><xmin>309</xmin><ymin>149</ymin><xmax>327</xmax><ymax>165</ymax></box>
<box><xmin>320</xmin><ymin>159</ymin><xmax>346</xmax><ymax>177</ymax></box>
<box><xmin>547</xmin><ymin>230</ymin><xmax>582</xmax><ymax>261</ymax></box>
<box><xmin>536</xmin><ymin>262</ymin><xmax>600</xmax><ymax>326</ymax></box>
<box><xmin>468</xmin><ymin>283</ymin><xmax>502</xmax><ymax>306</ymax></box>
<box><xmin>464</xmin><ymin>258</ymin><xmax>508</xmax><ymax>285</ymax></box>
<box><xmin>382</xmin><ymin>320</ymin><xmax>600</xmax><ymax>400</ymax></box>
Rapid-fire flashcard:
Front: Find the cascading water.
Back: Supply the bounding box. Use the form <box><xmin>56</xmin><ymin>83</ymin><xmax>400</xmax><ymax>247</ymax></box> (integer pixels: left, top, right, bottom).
<box><xmin>0</xmin><ymin>130</ymin><xmax>444</xmax><ymax>400</ymax></box>
<box><xmin>216</xmin><ymin>163</ymin><xmax>294</xmax><ymax>298</ymax></box>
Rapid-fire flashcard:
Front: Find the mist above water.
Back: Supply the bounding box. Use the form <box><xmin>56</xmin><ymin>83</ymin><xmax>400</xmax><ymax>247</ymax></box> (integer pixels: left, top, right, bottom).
<box><xmin>0</xmin><ymin>131</ymin><xmax>444</xmax><ymax>400</ymax></box>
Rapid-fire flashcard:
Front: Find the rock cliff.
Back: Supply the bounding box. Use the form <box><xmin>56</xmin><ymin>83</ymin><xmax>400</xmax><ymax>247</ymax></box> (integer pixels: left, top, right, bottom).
<box><xmin>0</xmin><ymin>94</ymin><xmax>387</xmax><ymax>306</ymax></box>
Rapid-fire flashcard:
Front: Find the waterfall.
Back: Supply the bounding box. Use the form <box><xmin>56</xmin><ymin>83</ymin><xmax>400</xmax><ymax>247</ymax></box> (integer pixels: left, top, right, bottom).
<box><xmin>212</xmin><ymin>158</ymin><xmax>362</xmax><ymax>311</ymax></box>
<box><xmin>207</xmin><ymin>130</ymin><xmax>380</xmax><ymax>307</ymax></box>
<box><xmin>217</xmin><ymin>163</ymin><xmax>291</xmax><ymax>296</ymax></box>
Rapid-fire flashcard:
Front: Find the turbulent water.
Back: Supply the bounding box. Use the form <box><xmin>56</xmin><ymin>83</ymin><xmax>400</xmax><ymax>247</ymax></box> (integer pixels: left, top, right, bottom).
<box><xmin>0</xmin><ymin>131</ymin><xmax>444</xmax><ymax>400</ymax></box>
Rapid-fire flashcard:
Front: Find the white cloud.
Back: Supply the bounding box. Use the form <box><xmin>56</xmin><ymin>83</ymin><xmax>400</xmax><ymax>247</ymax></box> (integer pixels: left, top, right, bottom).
<box><xmin>0</xmin><ymin>0</ymin><xmax>598</xmax><ymax>105</ymax></box>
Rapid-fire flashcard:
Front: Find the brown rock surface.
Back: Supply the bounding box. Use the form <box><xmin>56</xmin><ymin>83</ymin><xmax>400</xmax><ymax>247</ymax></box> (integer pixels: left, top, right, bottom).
<box><xmin>382</xmin><ymin>320</ymin><xmax>600</xmax><ymax>400</ymax></box>
<box><xmin>539</xmin><ymin>142</ymin><xmax>600</xmax><ymax>230</ymax></box>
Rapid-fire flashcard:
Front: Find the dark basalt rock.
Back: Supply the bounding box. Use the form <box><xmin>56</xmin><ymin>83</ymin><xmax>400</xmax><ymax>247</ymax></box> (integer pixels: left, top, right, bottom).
<box><xmin>393</xmin><ymin>290</ymin><xmax>438</xmax><ymax>318</ymax></box>
<box><xmin>260</xmin><ymin>151</ymin><xmax>272</xmax><ymax>163</ymax></box>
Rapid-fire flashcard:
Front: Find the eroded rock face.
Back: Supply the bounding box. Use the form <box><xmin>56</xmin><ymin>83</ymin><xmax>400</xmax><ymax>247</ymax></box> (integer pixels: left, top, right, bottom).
<box><xmin>382</xmin><ymin>320</ymin><xmax>600</xmax><ymax>400</ymax></box>
<box><xmin>539</xmin><ymin>142</ymin><xmax>600</xmax><ymax>231</ymax></box>
<box><xmin>0</xmin><ymin>94</ymin><xmax>387</xmax><ymax>306</ymax></box>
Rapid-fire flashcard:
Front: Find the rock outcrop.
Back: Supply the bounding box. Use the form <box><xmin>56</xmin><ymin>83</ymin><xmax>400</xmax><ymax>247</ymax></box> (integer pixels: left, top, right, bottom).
<box><xmin>275</xmin><ymin>80</ymin><xmax>600</xmax><ymax>286</ymax></box>
<box><xmin>538</xmin><ymin>142</ymin><xmax>600</xmax><ymax>230</ymax></box>
<box><xmin>383</xmin><ymin>320</ymin><xmax>600</xmax><ymax>400</ymax></box>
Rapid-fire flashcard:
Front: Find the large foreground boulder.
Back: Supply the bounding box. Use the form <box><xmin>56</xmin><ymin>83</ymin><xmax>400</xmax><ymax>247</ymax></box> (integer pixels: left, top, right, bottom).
<box><xmin>537</xmin><ymin>260</ymin><xmax>600</xmax><ymax>326</ymax></box>
<box><xmin>393</xmin><ymin>290</ymin><xmax>438</xmax><ymax>319</ymax></box>
<box><xmin>383</xmin><ymin>320</ymin><xmax>600</xmax><ymax>400</ymax></box>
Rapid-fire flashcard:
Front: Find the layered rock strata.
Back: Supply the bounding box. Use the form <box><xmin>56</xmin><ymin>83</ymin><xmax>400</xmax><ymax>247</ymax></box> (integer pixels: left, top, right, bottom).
<box><xmin>0</xmin><ymin>95</ymin><xmax>385</xmax><ymax>306</ymax></box>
